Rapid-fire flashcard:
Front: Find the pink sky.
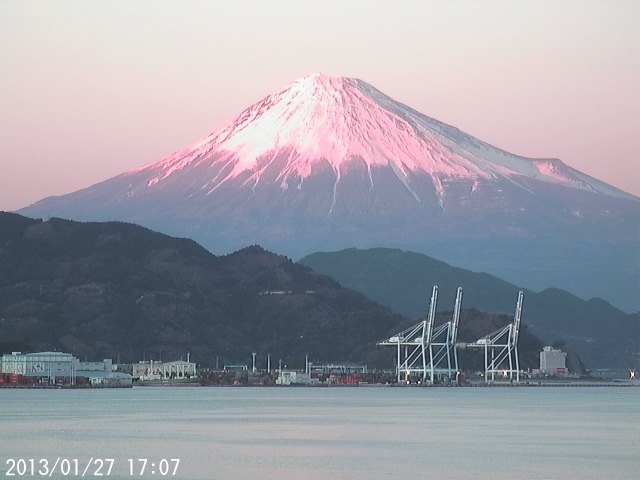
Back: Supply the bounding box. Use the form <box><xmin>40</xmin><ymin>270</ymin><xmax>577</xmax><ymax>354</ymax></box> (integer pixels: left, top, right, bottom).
<box><xmin>1</xmin><ymin>0</ymin><xmax>638</xmax><ymax>212</ymax></box>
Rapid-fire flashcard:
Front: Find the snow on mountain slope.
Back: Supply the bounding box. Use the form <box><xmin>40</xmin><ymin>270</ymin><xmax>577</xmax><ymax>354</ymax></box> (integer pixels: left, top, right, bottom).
<box><xmin>130</xmin><ymin>73</ymin><xmax>635</xmax><ymax>204</ymax></box>
<box><xmin>17</xmin><ymin>73</ymin><xmax>640</xmax><ymax>312</ymax></box>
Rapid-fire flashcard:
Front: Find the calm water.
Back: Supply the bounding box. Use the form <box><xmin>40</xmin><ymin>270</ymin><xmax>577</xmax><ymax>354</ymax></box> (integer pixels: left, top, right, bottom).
<box><xmin>1</xmin><ymin>386</ymin><xmax>637</xmax><ymax>479</ymax></box>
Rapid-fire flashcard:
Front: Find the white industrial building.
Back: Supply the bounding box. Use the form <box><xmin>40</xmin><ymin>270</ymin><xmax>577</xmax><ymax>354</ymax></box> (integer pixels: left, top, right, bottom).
<box><xmin>539</xmin><ymin>346</ymin><xmax>567</xmax><ymax>374</ymax></box>
<box><xmin>86</xmin><ymin>371</ymin><xmax>133</xmax><ymax>387</ymax></box>
<box><xmin>1</xmin><ymin>351</ymin><xmax>77</xmax><ymax>376</ymax></box>
<box><xmin>0</xmin><ymin>351</ymin><xmax>132</xmax><ymax>386</ymax></box>
<box><xmin>127</xmin><ymin>360</ymin><xmax>197</xmax><ymax>380</ymax></box>
<box><xmin>276</xmin><ymin>370</ymin><xmax>313</xmax><ymax>385</ymax></box>
<box><xmin>307</xmin><ymin>363</ymin><xmax>368</xmax><ymax>374</ymax></box>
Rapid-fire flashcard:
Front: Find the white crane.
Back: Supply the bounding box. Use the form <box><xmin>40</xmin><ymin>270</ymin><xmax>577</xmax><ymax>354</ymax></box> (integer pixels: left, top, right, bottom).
<box><xmin>462</xmin><ymin>291</ymin><xmax>523</xmax><ymax>383</ymax></box>
<box><xmin>378</xmin><ymin>286</ymin><xmax>462</xmax><ymax>384</ymax></box>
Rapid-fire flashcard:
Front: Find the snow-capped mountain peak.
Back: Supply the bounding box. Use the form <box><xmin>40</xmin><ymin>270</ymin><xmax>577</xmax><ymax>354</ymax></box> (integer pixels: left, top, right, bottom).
<box><xmin>18</xmin><ymin>73</ymin><xmax>640</xmax><ymax>312</ymax></box>
<box><xmin>133</xmin><ymin>73</ymin><xmax>632</xmax><ymax>202</ymax></box>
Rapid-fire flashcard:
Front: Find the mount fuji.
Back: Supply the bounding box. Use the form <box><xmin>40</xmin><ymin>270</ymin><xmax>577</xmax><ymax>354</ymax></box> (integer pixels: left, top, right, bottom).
<box><xmin>18</xmin><ymin>73</ymin><xmax>640</xmax><ymax>312</ymax></box>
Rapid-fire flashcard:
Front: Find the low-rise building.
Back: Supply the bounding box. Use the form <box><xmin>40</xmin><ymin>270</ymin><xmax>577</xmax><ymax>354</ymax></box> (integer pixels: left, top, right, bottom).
<box><xmin>276</xmin><ymin>370</ymin><xmax>312</xmax><ymax>385</ymax></box>
<box><xmin>125</xmin><ymin>360</ymin><xmax>197</xmax><ymax>380</ymax></box>
<box><xmin>87</xmin><ymin>371</ymin><xmax>133</xmax><ymax>387</ymax></box>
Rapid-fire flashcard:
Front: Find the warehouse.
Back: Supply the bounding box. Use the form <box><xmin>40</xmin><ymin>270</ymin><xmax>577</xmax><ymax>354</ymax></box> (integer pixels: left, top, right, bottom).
<box><xmin>0</xmin><ymin>351</ymin><xmax>76</xmax><ymax>377</ymax></box>
<box><xmin>125</xmin><ymin>359</ymin><xmax>197</xmax><ymax>380</ymax></box>
<box><xmin>0</xmin><ymin>351</ymin><xmax>131</xmax><ymax>387</ymax></box>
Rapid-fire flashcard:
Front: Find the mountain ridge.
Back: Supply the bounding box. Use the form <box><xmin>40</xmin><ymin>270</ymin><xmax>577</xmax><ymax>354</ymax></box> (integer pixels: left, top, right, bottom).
<box><xmin>18</xmin><ymin>74</ymin><xmax>640</xmax><ymax>312</ymax></box>
<box><xmin>0</xmin><ymin>212</ymin><xmax>404</xmax><ymax>366</ymax></box>
<box><xmin>299</xmin><ymin>247</ymin><xmax>638</xmax><ymax>369</ymax></box>
<box><xmin>32</xmin><ymin>73</ymin><xmax>637</xmax><ymax>205</ymax></box>
<box><xmin>0</xmin><ymin>212</ymin><xmax>555</xmax><ymax>372</ymax></box>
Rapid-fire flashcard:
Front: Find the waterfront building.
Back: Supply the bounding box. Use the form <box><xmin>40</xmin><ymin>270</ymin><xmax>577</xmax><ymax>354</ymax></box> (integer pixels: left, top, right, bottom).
<box><xmin>307</xmin><ymin>363</ymin><xmax>368</xmax><ymax>375</ymax></box>
<box><xmin>124</xmin><ymin>359</ymin><xmax>197</xmax><ymax>380</ymax></box>
<box><xmin>1</xmin><ymin>351</ymin><xmax>76</xmax><ymax>377</ymax></box>
<box><xmin>539</xmin><ymin>346</ymin><xmax>567</xmax><ymax>375</ymax></box>
<box><xmin>276</xmin><ymin>370</ymin><xmax>312</xmax><ymax>385</ymax></box>
<box><xmin>0</xmin><ymin>351</ymin><xmax>131</xmax><ymax>386</ymax></box>
<box><xmin>86</xmin><ymin>371</ymin><xmax>133</xmax><ymax>387</ymax></box>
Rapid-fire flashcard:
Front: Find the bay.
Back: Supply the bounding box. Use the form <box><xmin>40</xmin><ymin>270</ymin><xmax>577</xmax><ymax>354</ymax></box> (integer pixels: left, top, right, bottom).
<box><xmin>1</xmin><ymin>386</ymin><xmax>637</xmax><ymax>479</ymax></box>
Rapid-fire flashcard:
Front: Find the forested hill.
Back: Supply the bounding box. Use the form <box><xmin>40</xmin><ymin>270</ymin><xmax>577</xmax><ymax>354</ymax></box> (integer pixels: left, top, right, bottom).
<box><xmin>300</xmin><ymin>248</ymin><xmax>638</xmax><ymax>369</ymax></box>
<box><xmin>0</xmin><ymin>213</ymin><xmax>405</xmax><ymax>367</ymax></box>
<box><xmin>1</xmin><ymin>213</ymin><xmax>553</xmax><ymax>371</ymax></box>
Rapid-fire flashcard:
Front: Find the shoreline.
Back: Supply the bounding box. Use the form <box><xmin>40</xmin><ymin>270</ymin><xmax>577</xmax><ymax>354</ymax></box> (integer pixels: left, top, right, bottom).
<box><xmin>2</xmin><ymin>377</ymin><xmax>637</xmax><ymax>389</ymax></box>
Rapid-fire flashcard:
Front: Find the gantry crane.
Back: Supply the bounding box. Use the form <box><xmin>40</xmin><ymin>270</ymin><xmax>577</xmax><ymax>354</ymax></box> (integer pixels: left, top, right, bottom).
<box><xmin>460</xmin><ymin>291</ymin><xmax>523</xmax><ymax>383</ymax></box>
<box><xmin>378</xmin><ymin>286</ymin><xmax>462</xmax><ymax>384</ymax></box>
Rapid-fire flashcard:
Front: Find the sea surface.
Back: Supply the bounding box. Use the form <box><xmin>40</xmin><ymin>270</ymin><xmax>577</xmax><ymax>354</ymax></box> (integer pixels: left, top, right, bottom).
<box><xmin>1</xmin><ymin>386</ymin><xmax>637</xmax><ymax>480</ymax></box>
